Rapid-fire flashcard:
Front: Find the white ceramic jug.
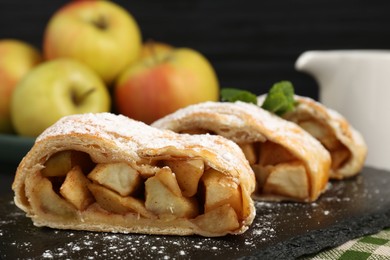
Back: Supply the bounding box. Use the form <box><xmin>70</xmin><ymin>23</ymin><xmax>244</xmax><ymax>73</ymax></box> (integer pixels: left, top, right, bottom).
<box><xmin>295</xmin><ymin>50</ymin><xmax>390</xmax><ymax>170</ymax></box>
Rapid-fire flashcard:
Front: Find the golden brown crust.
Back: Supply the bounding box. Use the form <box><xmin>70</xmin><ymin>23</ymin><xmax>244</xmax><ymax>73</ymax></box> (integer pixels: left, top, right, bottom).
<box><xmin>152</xmin><ymin>101</ymin><xmax>331</xmax><ymax>202</ymax></box>
<box><xmin>12</xmin><ymin>113</ymin><xmax>255</xmax><ymax>237</ymax></box>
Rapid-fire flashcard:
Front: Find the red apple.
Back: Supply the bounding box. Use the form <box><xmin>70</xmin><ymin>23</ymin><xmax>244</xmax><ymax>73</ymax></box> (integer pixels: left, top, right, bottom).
<box><xmin>0</xmin><ymin>39</ymin><xmax>42</xmax><ymax>133</ymax></box>
<box><xmin>114</xmin><ymin>47</ymin><xmax>219</xmax><ymax>124</ymax></box>
<box><xmin>43</xmin><ymin>0</ymin><xmax>141</xmax><ymax>84</ymax></box>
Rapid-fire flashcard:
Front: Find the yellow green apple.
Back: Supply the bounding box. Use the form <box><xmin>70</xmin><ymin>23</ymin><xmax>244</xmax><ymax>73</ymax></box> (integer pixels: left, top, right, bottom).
<box><xmin>11</xmin><ymin>58</ymin><xmax>111</xmax><ymax>137</ymax></box>
<box><xmin>43</xmin><ymin>0</ymin><xmax>142</xmax><ymax>84</ymax></box>
<box><xmin>0</xmin><ymin>39</ymin><xmax>42</xmax><ymax>133</ymax></box>
<box><xmin>138</xmin><ymin>41</ymin><xmax>173</xmax><ymax>60</ymax></box>
<box><xmin>114</xmin><ymin>47</ymin><xmax>219</xmax><ymax>124</ymax></box>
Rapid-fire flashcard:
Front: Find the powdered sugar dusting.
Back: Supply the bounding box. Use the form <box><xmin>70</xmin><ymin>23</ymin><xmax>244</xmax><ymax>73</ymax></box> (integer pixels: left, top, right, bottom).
<box><xmin>6</xmin><ymin>188</ymin><xmax>362</xmax><ymax>259</ymax></box>
<box><xmin>36</xmin><ymin>113</ymin><xmax>250</xmax><ymax>176</ymax></box>
<box><xmin>0</xmin><ymin>202</ymin><xmax>277</xmax><ymax>259</ymax></box>
<box><xmin>152</xmin><ymin>101</ymin><xmax>330</xmax><ymax>179</ymax></box>
<box><xmin>0</xmin><ymin>194</ymin><xmax>357</xmax><ymax>259</ymax></box>
<box><xmin>153</xmin><ymin>101</ymin><xmax>326</xmax><ymax>152</ymax></box>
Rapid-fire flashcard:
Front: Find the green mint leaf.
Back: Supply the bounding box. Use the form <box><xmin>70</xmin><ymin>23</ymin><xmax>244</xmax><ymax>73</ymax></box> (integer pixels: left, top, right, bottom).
<box><xmin>220</xmin><ymin>88</ymin><xmax>257</xmax><ymax>104</ymax></box>
<box><xmin>261</xmin><ymin>81</ymin><xmax>296</xmax><ymax>116</ymax></box>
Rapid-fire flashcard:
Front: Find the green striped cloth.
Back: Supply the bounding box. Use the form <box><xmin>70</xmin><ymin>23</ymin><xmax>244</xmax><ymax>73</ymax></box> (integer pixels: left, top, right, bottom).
<box><xmin>303</xmin><ymin>228</ymin><xmax>390</xmax><ymax>260</ymax></box>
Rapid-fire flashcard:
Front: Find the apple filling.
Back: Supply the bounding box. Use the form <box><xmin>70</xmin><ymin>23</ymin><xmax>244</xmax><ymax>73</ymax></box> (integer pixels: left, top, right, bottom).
<box><xmin>238</xmin><ymin>141</ymin><xmax>309</xmax><ymax>200</ymax></box>
<box><xmin>180</xmin><ymin>128</ymin><xmax>310</xmax><ymax>200</ymax></box>
<box><xmin>37</xmin><ymin>150</ymin><xmax>244</xmax><ymax>233</ymax></box>
<box><xmin>284</xmin><ymin>113</ymin><xmax>351</xmax><ymax>171</ymax></box>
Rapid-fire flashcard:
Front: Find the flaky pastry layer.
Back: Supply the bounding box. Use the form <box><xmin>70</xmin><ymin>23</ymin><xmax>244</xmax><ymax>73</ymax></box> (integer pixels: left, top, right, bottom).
<box><xmin>152</xmin><ymin>101</ymin><xmax>331</xmax><ymax>202</ymax></box>
<box><xmin>12</xmin><ymin>113</ymin><xmax>255</xmax><ymax>237</ymax></box>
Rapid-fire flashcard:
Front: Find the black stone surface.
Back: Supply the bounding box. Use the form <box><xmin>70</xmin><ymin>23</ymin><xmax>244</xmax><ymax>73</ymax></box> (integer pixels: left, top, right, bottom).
<box><xmin>1</xmin><ymin>167</ymin><xmax>390</xmax><ymax>260</ymax></box>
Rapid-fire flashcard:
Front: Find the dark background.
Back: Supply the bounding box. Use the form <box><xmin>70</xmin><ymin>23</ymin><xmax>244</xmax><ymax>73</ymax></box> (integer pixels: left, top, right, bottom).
<box><xmin>1</xmin><ymin>0</ymin><xmax>390</xmax><ymax>100</ymax></box>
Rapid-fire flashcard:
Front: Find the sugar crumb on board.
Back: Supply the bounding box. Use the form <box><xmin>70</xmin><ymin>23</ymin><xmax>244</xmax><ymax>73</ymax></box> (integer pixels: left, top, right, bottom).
<box><xmin>0</xmin><ymin>198</ymin><xmax>347</xmax><ymax>260</ymax></box>
<box><xmin>1</xmin><ymin>171</ymin><xmax>386</xmax><ymax>259</ymax></box>
<box><xmin>14</xmin><ymin>201</ymin><xmax>278</xmax><ymax>260</ymax></box>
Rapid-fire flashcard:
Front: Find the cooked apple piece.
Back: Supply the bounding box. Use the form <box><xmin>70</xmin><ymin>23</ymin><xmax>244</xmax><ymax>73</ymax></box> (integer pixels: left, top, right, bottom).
<box><xmin>331</xmin><ymin>148</ymin><xmax>350</xmax><ymax>170</ymax></box>
<box><xmin>60</xmin><ymin>166</ymin><xmax>94</xmax><ymax>210</ymax></box>
<box><xmin>88</xmin><ymin>183</ymin><xmax>130</xmax><ymax>214</ymax></box>
<box><xmin>31</xmin><ymin>176</ymin><xmax>76</xmax><ymax>218</ymax></box>
<box><xmin>121</xmin><ymin>196</ymin><xmax>156</xmax><ymax>219</ymax></box>
<box><xmin>258</xmin><ymin>141</ymin><xmax>296</xmax><ymax>166</ymax></box>
<box><xmin>41</xmin><ymin>150</ymin><xmax>94</xmax><ymax>177</ymax></box>
<box><xmin>320</xmin><ymin>135</ymin><xmax>343</xmax><ymax>151</ymax></box>
<box><xmin>263</xmin><ymin>162</ymin><xmax>309</xmax><ymax>200</ymax></box>
<box><xmin>41</xmin><ymin>151</ymin><xmax>73</xmax><ymax>177</ymax></box>
<box><xmin>299</xmin><ymin>120</ymin><xmax>340</xmax><ymax>150</ymax></box>
<box><xmin>193</xmin><ymin>204</ymin><xmax>239</xmax><ymax>234</ymax></box>
<box><xmin>251</xmin><ymin>164</ymin><xmax>271</xmax><ymax>188</ymax></box>
<box><xmin>163</xmin><ymin>159</ymin><xmax>204</xmax><ymax>197</ymax></box>
<box><xmin>239</xmin><ymin>143</ymin><xmax>257</xmax><ymax>165</ymax></box>
<box><xmin>88</xmin><ymin>183</ymin><xmax>153</xmax><ymax>218</ymax></box>
<box><xmin>88</xmin><ymin>163</ymin><xmax>141</xmax><ymax>196</ymax></box>
<box><xmin>144</xmin><ymin>173</ymin><xmax>198</xmax><ymax>218</ymax></box>
<box><xmin>299</xmin><ymin>120</ymin><xmax>329</xmax><ymax>141</ymax></box>
<box><xmin>201</xmin><ymin>168</ymin><xmax>243</xmax><ymax>219</ymax></box>
<box><xmin>137</xmin><ymin>157</ymin><xmax>158</xmax><ymax>167</ymax></box>
<box><xmin>154</xmin><ymin>167</ymin><xmax>182</xmax><ymax>197</ymax></box>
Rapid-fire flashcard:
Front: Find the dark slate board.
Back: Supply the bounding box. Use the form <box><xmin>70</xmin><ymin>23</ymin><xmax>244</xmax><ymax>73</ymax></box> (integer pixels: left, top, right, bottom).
<box><xmin>1</xmin><ymin>167</ymin><xmax>390</xmax><ymax>260</ymax></box>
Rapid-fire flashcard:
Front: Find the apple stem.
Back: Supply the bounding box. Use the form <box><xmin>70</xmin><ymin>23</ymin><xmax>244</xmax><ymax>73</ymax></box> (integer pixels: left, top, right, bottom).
<box><xmin>92</xmin><ymin>15</ymin><xmax>108</xmax><ymax>30</ymax></box>
<box><xmin>147</xmin><ymin>39</ymin><xmax>160</xmax><ymax>65</ymax></box>
<box><xmin>73</xmin><ymin>88</ymin><xmax>96</xmax><ymax>106</ymax></box>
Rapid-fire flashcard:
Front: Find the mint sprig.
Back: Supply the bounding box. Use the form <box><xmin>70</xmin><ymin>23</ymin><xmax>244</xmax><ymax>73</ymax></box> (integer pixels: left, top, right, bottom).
<box><xmin>220</xmin><ymin>88</ymin><xmax>257</xmax><ymax>104</ymax></box>
<box><xmin>261</xmin><ymin>81</ymin><xmax>296</xmax><ymax>116</ymax></box>
<box><xmin>219</xmin><ymin>81</ymin><xmax>297</xmax><ymax>116</ymax></box>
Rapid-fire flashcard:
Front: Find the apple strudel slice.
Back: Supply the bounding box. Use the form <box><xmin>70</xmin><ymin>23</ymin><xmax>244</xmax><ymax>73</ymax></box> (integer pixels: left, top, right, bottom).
<box><xmin>258</xmin><ymin>94</ymin><xmax>367</xmax><ymax>179</ymax></box>
<box><xmin>12</xmin><ymin>113</ymin><xmax>255</xmax><ymax>237</ymax></box>
<box><xmin>152</xmin><ymin>101</ymin><xmax>331</xmax><ymax>202</ymax></box>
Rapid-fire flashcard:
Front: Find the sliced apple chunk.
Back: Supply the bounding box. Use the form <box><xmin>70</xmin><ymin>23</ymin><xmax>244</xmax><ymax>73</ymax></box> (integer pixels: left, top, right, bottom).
<box><xmin>88</xmin><ymin>183</ymin><xmax>153</xmax><ymax>218</ymax></box>
<box><xmin>41</xmin><ymin>151</ymin><xmax>73</xmax><ymax>177</ymax></box>
<box><xmin>263</xmin><ymin>162</ymin><xmax>309</xmax><ymax>200</ymax></box>
<box><xmin>145</xmin><ymin>173</ymin><xmax>198</xmax><ymax>218</ymax></box>
<box><xmin>60</xmin><ymin>166</ymin><xmax>94</xmax><ymax>210</ymax></box>
<box><xmin>193</xmin><ymin>204</ymin><xmax>239</xmax><ymax>234</ymax></box>
<box><xmin>163</xmin><ymin>159</ymin><xmax>204</xmax><ymax>197</ymax></box>
<box><xmin>251</xmin><ymin>164</ymin><xmax>271</xmax><ymax>188</ymax></box>
<box><xmin>299</xmin><ymin>120</ymin><xmax>340</xmax><ymax>150</ymax></box>
<box><xmin>88</xmin><ymin>183</ymin><xmax>129</xmax><ymax>214</ymax></box>
<box><xmin>42</xmin><ymin>150</ymin><xmax>94</xmax><ymax>177</ymax></box>
<box><xmin>155</xmin><ymin>167</ymin><xmax>182</xmax><ymax>197</ymax></box>
<box><xmin>239</xmin><ymin>143</ymin><xmax>257</xmax><ymax>165</ymax></box>
<box><xmin>331</xmin><ymin>148</ymin><xmax>350</xmax><ymax>170</ymax></box>
<box><xmin>88</xmin><ymin>162</ymin><xmax>141</xmax><ymax>196</ymax></box>
<box><xmin>299</xmin><ymin>120</ymin><xmax>329</xmax><ymax>141</ymax></box>
<box><xmin>31</xmin><ymin>176</ymin><xmax>76</xmax><ymax>219</ymax></box>
<box><xmin>201</xmin><ymin>168</ymin><xmax>243</xmax><ymax>219</ymax></box>
<box><xmin>259</xmin><ymin>141</ymin><xmax>296</xmax><ymax>166</ymax></box>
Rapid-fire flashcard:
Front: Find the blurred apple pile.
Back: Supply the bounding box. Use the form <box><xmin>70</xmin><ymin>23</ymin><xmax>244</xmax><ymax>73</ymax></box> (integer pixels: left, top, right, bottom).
<box><xmin>0</xmin><ymin>0</ymin><xmax>219</xmax><ymax>137</ymax></box>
